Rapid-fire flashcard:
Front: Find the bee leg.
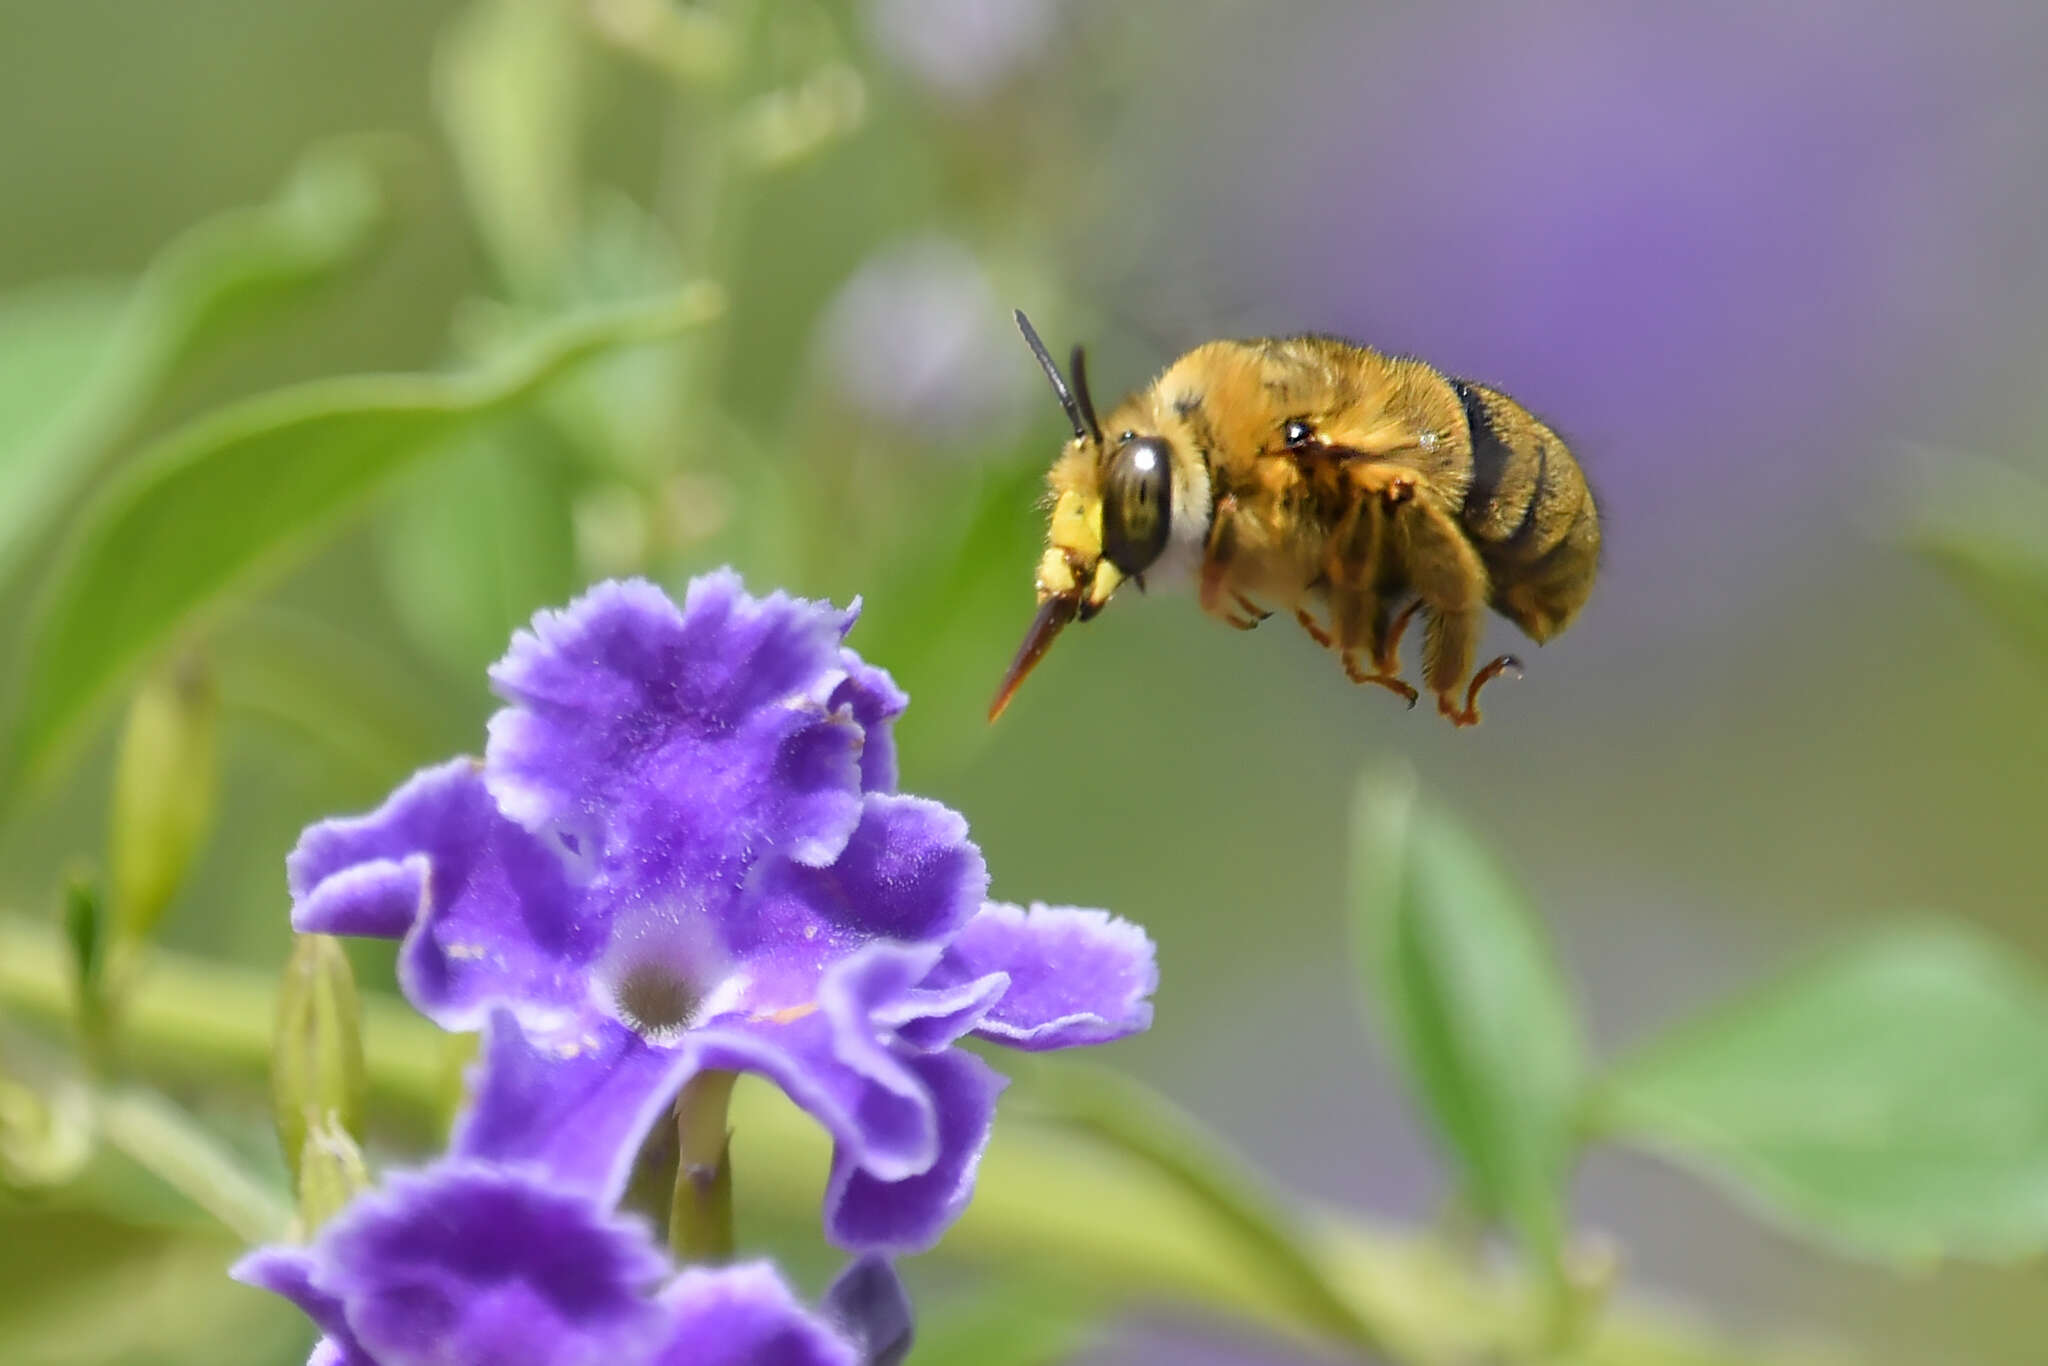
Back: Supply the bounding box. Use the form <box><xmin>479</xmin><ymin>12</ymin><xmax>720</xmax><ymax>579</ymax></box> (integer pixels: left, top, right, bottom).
<box><xmin>1330</xmin><ymin>587</ymin><xmax>1419</xmax><ymax>706</ymax></box>
<box><xmin>1371</xmin><ymin>597</ymin><xmax>1425</xmax><ymax>679</ymax></box>
<box><xmin>1200</xmin><ymin>495</ymin><xmax>1266</xmax><ymax>630</ymax></box>
<box><xmin>1422</xmin><ymin>608</ymin><xmax>1484</xmax><ymax>725</ymax></box>
<box><xmin>1198</xmin><ymin>495</ymin><xmax>1241</xmax><ymax>618</ymax></box>
<box><xmin>1344</xmin><ymin>654</ymin><xmax>1420</xmax><ymax>707</ymax></box>
<box><xmin>1364</xmin><ymin>481</ymin><xmax>1494</xmax><ymax>724</ymax></box>
<box><xmin>1293</xmin><ymin>608</ymin><xmax>1333</xmax><ymax>649</ymax></box>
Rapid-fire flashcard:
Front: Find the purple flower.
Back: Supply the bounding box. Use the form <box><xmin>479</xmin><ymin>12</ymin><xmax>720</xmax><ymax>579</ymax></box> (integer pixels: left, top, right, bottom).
<box><xmin>288</xmin><ymin>571</ymin><xmax>1155</xmax><ymax>1252</ymax></box>
<box><xmin>864</xmin><ymin>0</ymin><xmax>1059</xmax><ymax>107</ymax></box>
<box><xmin>814</xmin><ymin>236</ymin><xmax>1029</xmax><ymax>446</ymax></box>
<box><xmin>234</xmin><ymin>1162</ymin><xmax>905</xmax><ymax>1366</ymax></box>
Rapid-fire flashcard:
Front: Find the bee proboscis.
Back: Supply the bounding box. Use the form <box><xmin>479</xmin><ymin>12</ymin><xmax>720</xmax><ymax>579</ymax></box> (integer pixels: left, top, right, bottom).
<box><xmin>990</xmin><ymin>312</ymin><xmax>1600</xmax><ymax>726</ymax></box>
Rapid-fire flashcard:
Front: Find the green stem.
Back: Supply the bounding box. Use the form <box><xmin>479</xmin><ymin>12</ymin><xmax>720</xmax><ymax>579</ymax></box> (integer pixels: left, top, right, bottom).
<box><xmin>660</xmin><ymin>0</ymin><xmax>767</xmax><ymax>481</ymax></box>
<box><xmin>97</xmin><ymin>1087</ymin><xmax>291</xmax><ymax>1245</ymax></box>
<box><xmin>0</xmin><ymin>914</ymin><xmax>443</xmax><ymax>1120</ymax></box>
<box><xmin>669</xmin><ymin>1068</ymin><xmax>737</xmax><ymax>1262</ymax></box>
<box><xmin>1006</xmin><ymin>1059</ymin><xmax>1389</xmax><ymax>1359</ymax></box>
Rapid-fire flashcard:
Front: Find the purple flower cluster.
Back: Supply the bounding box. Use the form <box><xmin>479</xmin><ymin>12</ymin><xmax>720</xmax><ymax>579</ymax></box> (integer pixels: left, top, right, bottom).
<box><xmin>243</xmin><ymin>571</ymin><xmax>1156</xmax><ymax>1362</ymax></box>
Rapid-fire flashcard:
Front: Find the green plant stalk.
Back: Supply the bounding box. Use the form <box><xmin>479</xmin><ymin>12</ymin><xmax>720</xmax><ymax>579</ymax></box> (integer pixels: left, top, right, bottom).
<box><xmin>96</xmin><ymin>1087</ymin><xmax>292</xmax><ymax>1245</ymax></box>
<box><xmin>0</xmin><ymin>915</ymin><xmax>441</xmax><ymax>1119</ymax></box>
<box><xmin>669</xmin><ymin>1068</ymin><xmax>737</xmax><ymax>1262</ymax></box>
<box><xmin>0</xmin><ymin>915</ymin><xmax>1842</xmax><ymax>1366</ymax></box>
<box><xmin>661</xmin><ymin>2</ymin><xmax>766</xmax><ymax>484</ymax></box>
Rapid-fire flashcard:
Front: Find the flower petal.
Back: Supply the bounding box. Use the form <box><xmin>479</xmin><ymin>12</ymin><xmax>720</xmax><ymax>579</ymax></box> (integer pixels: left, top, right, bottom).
<box><xmin>287</xmin><ymin>759</ymin><xmax>463</xmax><ymax>939</ymax></box>
<box><xmin>878</xmin><ymin>970</ymin><xmax>1009</xmax><ymax>1053</ymax></box>
<box><xmin>655</xmin><ymin>1262</ymin><xmax>859</xmax><ymax>1366</ymax></box>
<box><xmin>452</xmin><ymin>941</ymin><xmax>974</xmax><ymax>1208</ymax></box>
<box><xmin>691</xmin><ymin>939</ymin><xmax>976</xmax><ymax>1188</ymax></box>
<box><xmin>453</xmin><ymin>1012</ymin><xmax>694</xmax><ymax>1203</ymax></box>
<box><xmin>830</xmin><ymin>640</ymin><xmax>907</xmax><ymax>794</ymax></box>
<box><xmin>930</xmin><ymin>902</ymin><xmax>1158</xmax><ymax>1051</ymax></box>
<box><xmin>822</xmin><ymin>1256</ymin><xmax>913</xmax><ymax>1366</ymax></box>
<box><xmin>248</xmin><ymin>1165</ymin><xmax>674</xmax><ymax>1366</ymax></box>
<box><xmin>731</xmin><ymin>794</ymin><xmax>987</xmax><ymax>1003</ymax></box>
<box><xmin>289</xmin><ymin>760</ymin><xmax>603</xmax><ymax>1033</ymax></box>
<box><xmin>484</xmin><ymin>574</ymin><xmax>868</xmax><ymax>893</ymax></box>
<box><xmin>823</xmin><ymin>1048</ymin><xmax>1006</xmax><ymax>1254</ymax></box>
<box><xmin>231</xmin><ymin>1248</ymin><xmax>371</xmax><ymax>1366</ymax></box>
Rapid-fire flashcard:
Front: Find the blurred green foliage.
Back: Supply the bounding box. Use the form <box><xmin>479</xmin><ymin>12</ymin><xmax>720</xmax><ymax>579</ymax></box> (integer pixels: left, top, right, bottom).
<box><xmin>2</xmin><ymin>2</ymin><xmax>2047</xmax><ymax>1364</ymax></box>
<box><xmin>1351</xmin><ymin>769</ymin><xmax>1584</xmax><ymax>1280</ymax></box>
<box><xmin>1597</xmin><ymin>924</ymin><xmax>2048</xmax><ymax>1266</ymax></box>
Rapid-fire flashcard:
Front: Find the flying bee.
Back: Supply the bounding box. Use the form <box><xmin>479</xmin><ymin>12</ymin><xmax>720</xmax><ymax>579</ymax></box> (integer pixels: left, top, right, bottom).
<box><xmin>989</xmin><ymin>312</ymin><xmax>1600</xmax><ymax>726</ymax></box>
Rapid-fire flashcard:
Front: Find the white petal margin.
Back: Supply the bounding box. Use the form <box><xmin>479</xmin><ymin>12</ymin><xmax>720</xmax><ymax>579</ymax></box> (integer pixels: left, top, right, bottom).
<box><xmin>945</xmin><ymin>902</ymin><xmax>1158</xmax><ymax>1051</ymax></box>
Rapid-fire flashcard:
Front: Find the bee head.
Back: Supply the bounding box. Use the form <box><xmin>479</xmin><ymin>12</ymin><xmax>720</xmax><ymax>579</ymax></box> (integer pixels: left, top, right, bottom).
<box><xmin>992</xmin><ymin>312</ymin><xmax>1193</xmax><ymax>721</ymax></box>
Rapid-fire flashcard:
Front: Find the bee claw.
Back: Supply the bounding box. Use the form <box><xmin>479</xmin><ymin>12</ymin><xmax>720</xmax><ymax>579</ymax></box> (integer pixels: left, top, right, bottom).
<box><xmin>1443</xmin><ymin>654</ymin><xmax>1525</xmax><ymax>727</ymax></box>
<box><xmin>1343</xmin><ymin>658</ymin><xmax>1421</xmax><ymax>707</ymax></box>
<box><xmin>1231</xmin><ymin>593</ymin><xmax>1271</xmax><ymax>623</ymax></box>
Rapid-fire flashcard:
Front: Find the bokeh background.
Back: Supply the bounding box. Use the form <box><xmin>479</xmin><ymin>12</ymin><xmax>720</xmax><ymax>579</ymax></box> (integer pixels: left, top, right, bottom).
<box><xmin>3</xmin><ymin>1</ymin><xmax>2046</xmax><ymax>1362</ymax></box>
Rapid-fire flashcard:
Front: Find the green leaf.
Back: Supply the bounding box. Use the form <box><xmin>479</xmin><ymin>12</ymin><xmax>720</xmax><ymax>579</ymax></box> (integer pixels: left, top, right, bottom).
<box><xmin>858</xmin><ymin>453</ymin><xmax>1049</xmax><ymax>777</ymax></box>
<box><xmin>0</xmin><ymin>278</ymin><xmax>125</xmax><ymax>460</ymax></box>
<box><xmin>112</xmin><ymin>138</ymin><xmax>393</xmax><ymax>387</ymax></box>
<box><xmin>1596</xmin><ymin>922</ymin><xmax>2048</xmax><ymax>1266</ymax></box>
<box><xmin>541</xmin><ymin>191</ymin><xmax>694</xmax><ymax>480</ymax></box>
<box><xmin>378</xmin><ymin>424</ymin><xmax>579</xmax><ymax>682</ymax></box>
<box><xmin>6</xmin><ymin>284</ymin><xmax>724</xmax><ymax>793</ymax></box>
<box><xmin>1907</xmin><ymin>454</ymin><xmax>2048</xmax><ymax>664</ymax></box>
<box><xmin>910</xmin><ymin>1287</ymin><xmax>1096</xmax><ymax>1366</ymax></box>
<box><xmin>1349</xmin><ymin>769</ymin><xmax>1584</xmax><ymax>1269</ymax></box>
<box><xmin>213</xmin><ymin>609</ymin><xmax>449</xmax><ymax>790</ymax></box>
<box><xmin>0</xmin><ymin>140</ymin><xmax>393</xmax><ymax>591</ymax></box>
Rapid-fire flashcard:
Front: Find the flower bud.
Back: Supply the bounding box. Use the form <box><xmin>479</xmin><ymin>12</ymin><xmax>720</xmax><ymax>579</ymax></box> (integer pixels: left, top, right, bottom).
<box><xmin>293</xmin><ymin>1116</ymin><xmax>371</xmax><ymax>1235</ymax></box>
<box><xmin>61</xmin><ymin>869</ymin><xmax>109</xmax><ymax>1053</ymax></box>
<box><xmin>271</xmin><ymin>934</ymin><xmax>367</xmax><ymax>1190</ymax></box>
<box><xmin>109</xmin><ymin>650</ymin><xmax>218</xmax><ymax>945</ymax></box>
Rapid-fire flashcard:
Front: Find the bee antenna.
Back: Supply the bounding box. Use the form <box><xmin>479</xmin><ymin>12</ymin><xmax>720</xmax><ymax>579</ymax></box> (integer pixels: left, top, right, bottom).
<box><xmin>1013</xmin><ymin>309</ymin><xmax>1095</xmax><ymax>443</ymax></box>
<box><xmin>1068</xmin><ymin>343</ymin><xmax>1104</xmax><ymax>443</ymax></box>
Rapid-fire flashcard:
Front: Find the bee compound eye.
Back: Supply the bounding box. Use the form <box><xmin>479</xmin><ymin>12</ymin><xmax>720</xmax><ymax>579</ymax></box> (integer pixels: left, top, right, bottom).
<box><xmin>1103</xmin><ymin>437</ymin><xmax>1173</xmax><ymax>576</ymax></box>
<box><xmin>1283</xmin><ymin>419</ymin><xmax>1313</xmax><ymax>447</ymax></box>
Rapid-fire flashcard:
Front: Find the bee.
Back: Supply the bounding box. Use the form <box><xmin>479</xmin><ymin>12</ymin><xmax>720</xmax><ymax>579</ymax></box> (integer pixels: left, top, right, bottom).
<box><xmin>988</xmin><ymin>312</ymin><xmax>1599</xmax><ymax>726</ymax></box>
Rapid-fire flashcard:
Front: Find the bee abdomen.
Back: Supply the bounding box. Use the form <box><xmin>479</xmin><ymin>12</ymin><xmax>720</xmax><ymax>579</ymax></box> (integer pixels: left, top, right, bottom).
<box><xmin>1449</xmin><ymin>377</ymin><xmax>1599</xmax><ymax>640</ymax></box>
<box><xmin>1450</xmin><ymin>379</ymin><xmax>1584</xmax><ymax>561</ymax></box>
